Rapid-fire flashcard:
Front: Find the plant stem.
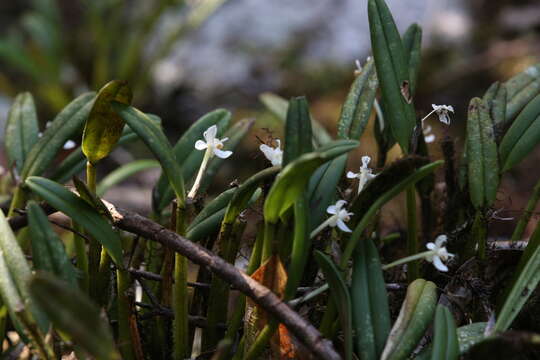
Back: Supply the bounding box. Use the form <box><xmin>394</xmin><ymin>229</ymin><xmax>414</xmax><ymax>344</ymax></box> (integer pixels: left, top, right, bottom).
<box><xmin>188</xmin><ymin>149</ymin><xmax>212</xmax><ymax>200</ymax></box>
<box><xmin>511</xmin><ymin>177</ymin><xmax>540</xmax><ymax>242</ymax></box>
<box><xmin>117</xmin><ymin>269</ymin><xmax>135</xmax><ymax>360</ymax></box>
<box><xmin>7</xmin><ymin>186</ymin><xmax>25</xmax><ymax>217</ymax></box>
<box><xmin>86</xmin><ymin>161</ymin><xmax>97</xmax><ymax>193</ymax></box>
<box><xmin>310</xmin><ymin>217</ymin><xmax>332</xmax><ymax>239</ymax></box>
<box><xmin>244</xmin><ymin>319</ymin><xmax>279</xmax><ymax>360</ymax></box>
<box><xmin>406</xmin><ymin>186</ymin><xmax>419</xmax><ymax>282</ymax></box>
<box><xmin>381</xmin><ymin>251</ymin><xmax>433</xmax><ymax>270</ymax></box>
<box><xmin>173</xmin><ymin>201</ymin><xmax>189</xmax><ymax>359</ymax></box>
<box><xmin>262</xmin><ymin>222</ymin><xmax>277</xmax><ymax>263</ymax></box>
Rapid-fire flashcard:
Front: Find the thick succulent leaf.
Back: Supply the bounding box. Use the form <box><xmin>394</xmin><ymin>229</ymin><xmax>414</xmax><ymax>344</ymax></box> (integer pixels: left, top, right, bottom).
<box><xmin>263</xmin><ymin>140</ymin><xmax>359</xmax><ymax>224</ymax></box>
<box><xmin>495</xmin><ymin>221</ymin><xmax>540</xmax><ymax>332</ymax></box>
<box><xmin>152</xmin><ymin>109</ymin><xmax>230</xmax><ymax>213</ymax></box>
<box><xmin>25</xmin><ymin>177</ymin><xmax>123</xmax><ymax>267</ymax></box>
<box><xmin>5</xmin><ymin>92</ymin><xmax>39</xmax><ymax>172</ymax></box>
<box><xmin>351</xmin><ymin>238</ymin><xmax>391</xmax><ymax>360</ymax></box>
<box><xmin>198</xmin><ymin>118</ymin><xmax>254</xmax><ymax>195</ymax></box>
<box><xmin>82</xmin><ymin>80</ymin><xmax>132</xmax><ymax>164</ymax></box>
<box><xmin>457</xmin><ymin>323</ymin><xmax>486</xmax><ymax>354</ymax></box>
<box><xmin>259</xmin><ymin>92</ymin><xmax>332</xmax><ymax>146</ymax></box>
<box><xmin>314</xmin><ymin>251</ymin><xmax>353</xmax><ymax>360</ymax></box>
<box><xmin>466</xmin><ymin>98</ymin><xmax>499</xmax><ymax>208</ymax></box>
<box><xmin>368</xmin><ymin>0</ymin><xmax>416</xmax><ymax>153</ymax></box>
<box><xmin>96</xmin><ymin>159</ymin><xmax>159</xmax><ymax>196</ymax></box>
<box><xmin>20</xmin><ymin>92</ymin><xmax>95</xmax><ymax>180</ymax></box>
<box><xmin>113</xmin><ymin>103</ymin><xmax>185</xmax><ymax>205</ymax></box>
<box><xmin>381</xmin><ymin>279</ymin><xmax>437</xmax><ymax>360</ymax></box>
<box><xmin>483</xmin><ymin>81</ymin><xmax>507</xmax><ymax>126</ymax></box>
<box><xmin>499</xmin><ymin>93</ymin><xmax>540</xmax><ymax>172</ymax></box>
<box><xmin>337</xmin><ymin>57</ymin><xmax>378</xmax><ymax>140</ymax></box>
<box><xmin>27</xmin><ymin>201</ymin><xmax>78</xmax><ymax>286</ymax></box>
<box><xmin>29</xmin><ymin>273</ymin><xmax>121</xmax><ymax>360</ymax></box>
<box><xmin>402</xmin><ymin>23</ymin><xmax>422</xmax><ymax>96</ymax></box>
<box><xmin>504</xmin><ymin>63</ymin><xmax>540</xmax><ymax>121</ymax></box>
<box><xmin>283</xmin><ymin>96</ymin><xmax>313</xmax><ymax>166</ymax></box>
<box><xmin>431</xmin><ymin>305</ymin><xmax>459</xmax><ymax>360</ymax></box>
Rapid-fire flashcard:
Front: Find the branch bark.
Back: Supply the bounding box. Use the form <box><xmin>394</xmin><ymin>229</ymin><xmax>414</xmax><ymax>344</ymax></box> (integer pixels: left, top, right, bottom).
<box><xmin>8</xmin><ymin>202</ymin><xmax>342</xmax><ymax>360</ymax></box>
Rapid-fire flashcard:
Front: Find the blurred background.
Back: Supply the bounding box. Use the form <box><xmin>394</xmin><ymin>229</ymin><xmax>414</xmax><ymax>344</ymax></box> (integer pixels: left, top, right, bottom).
<box><xmin>0</xmin><ymin>0</ymin><xmax>539</xmax><ymax>236</ymax></box>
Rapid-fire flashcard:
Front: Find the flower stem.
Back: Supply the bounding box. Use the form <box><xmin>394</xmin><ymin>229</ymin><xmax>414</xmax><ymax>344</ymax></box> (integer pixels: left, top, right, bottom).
<box><xmin>173</xmin><ymin>200</ymin><xmax>189</xmax><ymax>360</ymax></box>
<box><xmin>310</xmin><ymin>217</ymin><xmax>332</xmax><ymax>239</ymax></box>
<box><xmin>188</xmin><ymin>148</ymin><xmax>212</xmax><ymax>200</ymax></box>
<box><xmin>406</xmin><ymin>186</ymin><xmax>419</xmax><ymax>282</ymax></box>
<box><xmin>381</xmin><ymin>250</ymin><xmax>434</xmax><ymax>270</ymax></box>
<box><xmin>420</xmin><ymin>109</ymin><xmax>436</xmax><ymax>124</ymax></box>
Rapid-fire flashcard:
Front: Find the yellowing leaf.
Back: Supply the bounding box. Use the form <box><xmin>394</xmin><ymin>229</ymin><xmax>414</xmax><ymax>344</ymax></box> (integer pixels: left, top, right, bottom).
<box><xmin>82</xmin><ymin>80</ymin><xmax>132</xmax><ymax>164</ymax></box>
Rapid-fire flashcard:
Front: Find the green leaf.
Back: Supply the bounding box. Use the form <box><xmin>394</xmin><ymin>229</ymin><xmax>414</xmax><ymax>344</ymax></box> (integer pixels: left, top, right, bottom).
<box><xmin>25</xmin><ymin>177</ymin><xmax>123</xmax><ymax>267</ymax></box>
<box><xmin>483</xmin><ymin>81</ymin><xmax>507</xmax><ymax>126</ymax></box>
<box><xmin>431</xmin><ymin>305</ymin><xmax>459</xmax><ymax>360</ymax></box>
<box><xmin>314</xmin><ymin>251</ymin><xmax>353</xmax><ymax>360</ymax></box>
<box><xmin>96</xmin><ymin>159</ymin><xmax>160</xmax><ymax>196</ymax></box>
<box><xmin>402</xmin><ymin>23</ymin><xmax>422</xmax><ymax>97</ymax></box>
<box><xmin>337</xmin><ymin>57</ymin><xmax>378</xmax><ymax>140</ymax></box>
<box><xmin>29</xmin><ymin>273</ymin><xmax>121</xmax><ymax>360</ymax></box>
<box><xmin>82</xmin><ymin>80</ymin><xmax>133</xmax><ymax>164</ymax></box>
<box><xmin>72</xmin><ymin>176</ymin><xmax>112</xmax><ymax>221</ymax></box>
<box><xmin>198</xmin><ymin>118</ymin><xmax>254</xmax><ymax>195</ymax></box>
<box><xmin>113</xmin><ymin>103</ymin><xmax>186</xmax><ymax>205</ymax></box>
<box><xmin>457</xmin><ymin>322</ymin><xmax>486</xmax><ymax>354</ymax></box>
<box><xmin>27</xmin><ymin>201</ymin><xmax>78</xmax><ymax>286</ymax></box>
<box><xmin>504</xmin><ymin>63</ymin><xmax>540</xmax><ymax>121</ymax></box>
<box><xmin>499</xmin><ymin>93</ymin><xmax>540</xmax><ymax>172</ymax></box>
<box><xmin>351</xmin><ymin>238</ymin><xmax>391</xmax><ymax>360</ymax></box>
<box><xmin>5</xmin><ymin>92</ymin><xmax>39</xmax><ymax>172</ymax></box>
<box><xmin>368</xmin><ymin>0</ymin><xmax>416</xmax><ymax>153</ymax></box>
<box><xmin>188</xmin><ymin>188</ymin><xmax>237</xmax><ymax>231</ymax></box>
<box><xmin>342</xmin><ymin>158</ymin><xmax>443</xmax><ymax>265</ymax></box>
<box><xmin>259</xmin><ymin>92</ymin><xmax>332</xmax><ymax>146</ymax></box>
<box><xmin>381</xmin><ymin>279</ymin><xmax>437</xmax><ymax>360</ymax></box>
<box><xmin>20</xmin><ymin>92</ymin><xmax>95</xmax><ymax>180</ymax></box>
<box><xmin>263</xmin><ymin>140</ymin><xmax>359</xmax><ymax>224</ymax></box>
<box><xmin>495</xmin><ymin>220</ymin><xmax>540</xmax><ymax>332</ymax></box>
<box><xmin>466</xmin><ymin>98</ymin><xmax>499</xmax><ymax>208</ymax></box>
<box><xmin>283</xmin><ymin>96</ymin><xmax>313</xmax><ymax>166</ymax></box>
<box><xmin>152</xmin><ymin>109</ymin><xmax>231</xmax><ymax>213</ymax></box>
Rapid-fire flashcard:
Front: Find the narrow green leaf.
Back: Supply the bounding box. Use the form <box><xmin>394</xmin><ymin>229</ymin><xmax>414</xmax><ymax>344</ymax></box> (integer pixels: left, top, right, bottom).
<box><xmin>283</xmin><ymin>97</ymin><xmax>313</xmax><ymax>166</ymax></box>
<box><xmin>113</xmin><ymin>103</ymin><xmax>185</xmax><ymax>205</ymax></box>
<box><xmin>457</xmin><ymin>322</ymin><xmax>486</xmax><ymax>354</ymax></box>
<box><xmin>264</xmin><ymin>140</ymin><xmax>359</xmax><ymax>224</ymax></box>
<box><xmin>351</xmin><ymin>238</ymin><xmax>391</xmax><ymax>360</ymax></box>
<box><xmin>82</xmin><ymin>80</ymin><xmax>133</xmax><ymax>164</ymax></box>
<box><xmin>495</xmin><ymin>221</ymin><xmax>540</xmax><ymax>332</ymax></box>
<box><xmin>188</xmin><ymin>188</ymin><xmax>237</xmax><ymax>231</ymax></box>
<box><xmin>402</xmin><ymin>23</ymin><xmax>422</xmax><ymax>96</ymax></box>
<box><xmin>431</xmin><ymin>305</ymin><xmax>459</xmax><ymax>360</ymax></box>
<box><xmin>342</xmin><ymin>159</ymin><xmax>443</xmax><ymax>266</ymax></box>
<box><xmin>504</xmin><ymin>63</ymin><xmax>540</xmax><ymax>121</ymax></box>
<box><xmin>96</xmin><ymin>159</ymin><xmax>159</xmax><ymax>196</ymax></box>
<box><xmin>152</xmin><ymin>109</ymin><xmax>231</xmax><ymax>213</ymax></box>
<box><xmin>315</xmin><ymin>251</ymin><xmax>353</xmax><ymax>360</ymax></box>
<box><xmin>72</xmin><ymin>176</ymin><xmax>113</xmax><ymax>221</ymax></box>
<box><xmin>259</xmin><ymin>92</ymin><xmax>332</xmax><ymax>146</ymax></box>
<box><xmin>368</xmin><ymin>0</ymin><xmax>416</xmax><ymax>153</ymax></box>
<box><xmin>5</xmin><ymin>92</ymin><xmax>39</xmax><ymax>172</ymax></box>
<box><xmin>483</xmin><ymin>81</ymin><xmax>507</xmax><ymax>126</ymax></box>
<box><xmin>20</xmin><ymin>92</ymin><xmax>95</xmax><ymax>180</ymax></box>
<box><xmin>381</xmin><ymin>279</ymin><xmax>437</xmax><ymax>360</ymax></box>
<box><xmin>337</xmin><ymin>57</ymin><xmax>378</xmax><ymax>140</ymax></box>
<box><xmin>499</xmin><ymin>93</ymin><xmax>540</xmax><ymax>171</ymax></box>
<box><xmin>29</xmin><ymin>273</ymin><xmax>121</xmax><ymax>360</ymax></box>
<box><xmin>466</xmin><ymin>98</ymin><xmax>499</xmax><ymax>208</ymax></box>
<box><xmin>27</xmin><ymin>201</ymin><xmax>78</xmax><ymax>286</ymax></box>
<box><xmin>198</xmin><ymin>118</ymin><xmax>254</xmax><ymax>195</ymax></box>
<box><xmin>25</xmin><ymin>177</ymin><xmax>123</xmax><ymax>267</ymax></box>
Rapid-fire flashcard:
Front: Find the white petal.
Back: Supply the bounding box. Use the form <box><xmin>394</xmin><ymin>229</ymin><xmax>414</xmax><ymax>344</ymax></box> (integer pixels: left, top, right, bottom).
<box><xmin>433</xmin><ymin>256</ymin><xmax>448</xmax><ymax>272</ymax></box>
<box><xmin>214</xmin><ymin>148</ymin><xmax>233</xmax><ymax>159</ymax></box>
<box><xmin>424</xmin><ymin>134</ymin><xmax>436</xmax><ymax>143</ymax></box>
<box><xmin>260</xmin><ymin>144</ymin><xmax>273</xmax><ymax>157</ymax></box>
<box><xmin>276</xmin><ymin>139</ymin><xmax>281</xmax><ymax>148</ymax></box>
<box><xmin>326</xmin><ymin>205</ymin><xmax>337</xmax><ymax>215</ymax></box>
<box><xmin>432</xmin><ymin>104</ymin><xmax>440</xmax><ymax>111</ymax></box>
<box><xmin>335</xmin><ymin>200</ymin><xmax>347</xmax><ymax>210</ymax></box>
<box><xmin>336</xmin><ymin>219</ymin><xmax>352</xmax><ymax>233</ymax></box>
<box><xmin>195</xmin><ymin>140</ymin><xmax>208</xmax><ymax>150</ymax></box>
<box><xmin>426</xmin><ymin>242</ymin><xmax>436</xmax><ymax>250</ymax></box>
<box><xmin>203</xmin><ymin>125</ymin><xmax>218</xmax><ymax>142</ymax></box>
<box><xmin>435</xmin><ymin>235</ymin><xmax>447</xmax><ymax>247</ymax></box>
<box><xmin>63</xmin><ymin>140</ymin><xmax>76</xmax><ymax>150</ymax></box>
<box><xmin>361</xmin><ymin>156</ymin><xmax>371</xmax><ymax>168</ymax></box>
<box><xmin>347</xmin><ymin>171</ymin><xmax>359</xmax><ymax>179</ymax></box>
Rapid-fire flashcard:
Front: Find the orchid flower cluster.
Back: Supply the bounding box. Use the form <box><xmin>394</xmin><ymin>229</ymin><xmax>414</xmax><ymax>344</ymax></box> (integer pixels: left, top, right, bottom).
<box><xmin>419</xmin><ymin>104</ymin><xmax>454</xmax><ymax>143</ymax></box>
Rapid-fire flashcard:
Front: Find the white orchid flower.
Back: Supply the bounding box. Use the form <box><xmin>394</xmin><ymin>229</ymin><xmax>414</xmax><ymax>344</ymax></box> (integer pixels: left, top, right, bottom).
<box><xmin>347</xmin><ymin>156</ymin><xmax>377</xmax><ymax>194</ymax></box>
<box><xmin>425</xmin><ymin>235</ymin><xmax>455</xmax><ymax>272</ymax></box>
<box><xmin>194</xmin><ymin>125</ymin><xmax>232</xmax><ymax>159</ymax></box>
<box><xmin>188</xmin><ymin>125</ymin><xmax>233</xmax><ymax>199</ymax></box>
<box><xmin>310</xmin><ymin>200</ymin><xmax>354</xmax><ymax>238</ymax></box>
<box><xmin>421</xmin><ymin>104</ymin><xmax>454</xmax><ymax>125</ymax></box>
<box><xmin>259</xmin><ymin>139</ymin><xmax>282</xmax><ymax>166</ymax></box>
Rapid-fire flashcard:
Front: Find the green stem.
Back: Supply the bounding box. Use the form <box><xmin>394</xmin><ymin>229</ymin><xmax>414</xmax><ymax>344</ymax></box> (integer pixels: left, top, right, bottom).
<box><xmin>173</xmin><ymin>201</ymin><xmax>189</xmax><ymax>359</ymax></box>
<box><xmin>406</xmin><ymin>186</ymin><xmax>419</xmax><ymax>282</ymax></box>
<box><xmin>244</xmin><ymin>319</ymin><xmax>279</xmax><ymax>360</ymax></box>
<box><xmin>381</xmin><ymin>250</ymin><xmax>434</xmax><ymax>270</ymax></box>
<box><xmin>511</xmin><ymin>177</ymin><xmax>540</xmax><ymax>242</ymax></box>
<box><xmin>309</xmin><ymin>217</ymin><xmax>332</xmax><ymax>239</ymax></box>
<box><xmin>262</xmin><ymin>222</ymin><xmax>277</xmax><ymax>263</ymax></box>
<box><xmin>7</xmin><ymin>186</ymin><xmax>25</xmax><ymax>217</ymax></box>
<box><xmin>86</xmin><ymin>161</ymin><xmax>97</xmax><ymax>193</ymax></box>
<box><xmin>117</xmin><ymin>269</ymin><xmax>135</xmax><ymax>360</ymax></box>
<box><xmin>86</xmin><ymin>161</ymin><xmax>100</xmax><ymax>299</ymax></box>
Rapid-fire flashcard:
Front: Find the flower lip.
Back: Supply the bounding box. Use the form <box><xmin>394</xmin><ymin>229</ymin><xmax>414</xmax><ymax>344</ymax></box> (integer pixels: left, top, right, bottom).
<box><xmin>260</xmin><ymin>139</ymin><xmax>283</xmax><ymax>166</ymax></box>
<box><xmin>425</xmin><ymin>234</ymin><xmax>455</xmax><ymax>272</ymax></box>
<box><xmin>347</xmin><ymin>155</ymin><xmax>377</xmax><ymax>194</ymax></box>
